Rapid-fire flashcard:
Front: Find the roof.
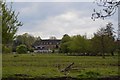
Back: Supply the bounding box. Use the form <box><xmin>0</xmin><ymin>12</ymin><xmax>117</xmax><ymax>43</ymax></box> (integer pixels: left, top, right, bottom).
<box><xmin>33</xmin><ymin>39</ymin><xmax>61</xmax><ymax>46</ymax></box>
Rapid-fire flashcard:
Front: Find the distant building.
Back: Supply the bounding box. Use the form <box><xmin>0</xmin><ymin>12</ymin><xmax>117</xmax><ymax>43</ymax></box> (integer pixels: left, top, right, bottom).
<box><xmin>33</xmin><ymin>39</ymin><xmax>61</xmax><ymax>53</ymax></box>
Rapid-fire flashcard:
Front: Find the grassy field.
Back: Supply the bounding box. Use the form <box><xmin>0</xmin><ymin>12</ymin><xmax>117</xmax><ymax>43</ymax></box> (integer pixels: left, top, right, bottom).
<box><xmin>2</xmin><ymin>53</ymin><xmax>119</xmax><ymax>79</ymax></box>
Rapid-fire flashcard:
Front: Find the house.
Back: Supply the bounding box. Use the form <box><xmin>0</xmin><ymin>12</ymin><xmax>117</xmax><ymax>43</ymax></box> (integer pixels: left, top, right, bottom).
<box><xmin>33</xmin><ymin>39</ymin><xmax>61</xmax><ymax>53</ymax></box>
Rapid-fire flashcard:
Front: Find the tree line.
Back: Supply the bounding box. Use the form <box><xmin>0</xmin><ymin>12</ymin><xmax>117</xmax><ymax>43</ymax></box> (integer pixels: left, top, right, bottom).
<box><xmin>60</xmin><ymin>22</ymin><xmax>119</xmax><ymax>58</ymax></box>
<box><xmin>3</xmin><ymin>32</ymin><xmax>41</xmax><ymax>53</ymax></box>
<box><xmin>1</xmin><ymin>2</ymin><xmax>119</xmax><ymax>57</ymax></box>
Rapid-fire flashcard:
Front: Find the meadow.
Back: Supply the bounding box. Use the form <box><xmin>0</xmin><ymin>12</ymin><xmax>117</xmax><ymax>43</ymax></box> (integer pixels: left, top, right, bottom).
<box><xmin>2</xmin><ymin>53</ymin><xmax>119</xmax><ymax>79</ymax></box>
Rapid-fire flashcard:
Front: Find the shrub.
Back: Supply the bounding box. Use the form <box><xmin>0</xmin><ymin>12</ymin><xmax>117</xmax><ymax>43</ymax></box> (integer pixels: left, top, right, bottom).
<box><xmin>16</xmin><ymin>44</ymin><xmax>27</xmax><ymax>54</ymax></box>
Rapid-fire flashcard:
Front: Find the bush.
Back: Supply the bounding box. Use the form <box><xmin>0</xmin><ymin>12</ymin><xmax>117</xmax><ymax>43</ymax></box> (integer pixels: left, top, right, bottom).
<box><xmin>16</xmin><ymin>44</ymin><xmax>27</xmax><ymax>54</ymax></box>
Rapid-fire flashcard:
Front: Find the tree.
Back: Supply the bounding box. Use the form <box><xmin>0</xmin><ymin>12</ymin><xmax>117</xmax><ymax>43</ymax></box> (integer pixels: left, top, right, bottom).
<box><xmin>68</xmin><ymin>35</ymin><xmax>89</xmax><ymax>55</ymax></box>
<box><xmin>60</xmin><ymin>34</ymin><xmax>71</xmax><ymax>53</ymax></box>
<box><xmin>0</xmin><ymin>16</ymin><xmax>1</xmax><ymax>33</ymax></box>
<box><xmin>13</xmin><ymin>33</ymin><xmax>36</xmax><ymax>52</ymax></box>
<box><xmin>0</xmin><ymin>15</ymin><xmax>1</xmax><ymax>53</ymax></box>
<box><xmin>2</xmin><ymin>2</ymin><xmax>23</xmax><ymax>53</ymax></box>
<box><xmin>60</xmin><ymin>34</ymin><xmax>92</xmax><ymax>55</ymax></box>
<box><xmin>92</xmin><ymin>28</ymin><xmax>107</xmax><ymax>58</ymax></box>
<box><xmin>91</xmin><ymin>23</ymin><xmax>115</xmax><ymax>58</ymax></box>
<box><xmin>92</xmin><ymin>0</ymin><xmax>120</xmax><ymax>20</ymax></box>
<box><xmin>91</xmin><ymin>0</ymin><xmax>120</xmax><ymax>55</ymax></box>
<box><xmin>0</xmin><ymin>3</ymin><xmax>1</xmax><ymax>53</ymax></box>
<box><xmin>104</xmin><ymin>22</ymin><xmax>116</xmax><ymax>55</ymax></box>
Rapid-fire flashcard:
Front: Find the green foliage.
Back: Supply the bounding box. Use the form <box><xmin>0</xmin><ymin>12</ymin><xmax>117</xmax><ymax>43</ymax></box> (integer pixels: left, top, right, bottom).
<box><xmin>60</xmin><ymin>34</ymin><xmax>92</xmax><ymax>55</ymax></box>
<box><xmin>116</xmin><ymin>40</ymin><xmax>120</xmax><ymax>53</ymax></box>
<box><xmin>60</xmin><ymin>24</ymin><xmax>116</xmax><ymax>56</ymax></box>
<box><xmin>60</xmin><ymin>34</ymin><xmax>71</xmax><ymax>53</ymax></box>
<box><xmin>0</xmin><ymin>16</ymin><xmax>2</xmax><ymax>45</ymax></box>
<box><xmin>2</xmin><ymin>2</ymin><xmax>22</xmax><ymax>50</ymax></box>
<box><xmin>91</xmin><ymin>22</ymin><xmax>115</xmax><ymax>57</ymax></box>
<box><xmin>16</xmin><ymin>45</ymin><xmax>27</xmax><ymax>54</ymax></box>
<box><xmin>0</xmin><ymin>3</ymin><xmax>2</xmax><ymax>53</ymax></box>
<box><xmin>69</xmin><ymin>35</ymin><xmax>89</xmax><ymax>54</ymax></box>
<box><xmin>13</xmin><ymin>33</ymin><xmax>36</xmax><ymax>52</ymax></box>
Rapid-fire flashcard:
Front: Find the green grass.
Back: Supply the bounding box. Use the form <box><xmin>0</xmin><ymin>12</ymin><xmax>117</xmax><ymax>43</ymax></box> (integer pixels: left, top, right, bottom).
<box><xmin>2</xmin><ymin>53</ymin><xmax>119</xmax><ymax>78</ymax></box>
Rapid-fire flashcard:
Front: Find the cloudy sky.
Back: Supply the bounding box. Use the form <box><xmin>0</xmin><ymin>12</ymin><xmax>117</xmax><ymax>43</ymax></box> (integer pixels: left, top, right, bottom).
<box><xmin>8</xmin><ymin>2</ymin><xmax>118</xmax><ymax>39</ymax></box>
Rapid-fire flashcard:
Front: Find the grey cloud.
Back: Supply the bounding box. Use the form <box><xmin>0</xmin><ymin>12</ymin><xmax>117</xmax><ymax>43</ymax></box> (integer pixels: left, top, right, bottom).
<box><xmin>11</xmin><ymin>2</ymin><xmax>117</xmax><ymax>39</ymax></box>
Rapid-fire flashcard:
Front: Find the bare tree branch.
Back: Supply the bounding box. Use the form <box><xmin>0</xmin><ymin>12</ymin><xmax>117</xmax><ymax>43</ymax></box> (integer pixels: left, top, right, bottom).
<box><xmin>92</xmin><ymin>0</ymin><xmax>120</xmax><ymax>21</ymax></box>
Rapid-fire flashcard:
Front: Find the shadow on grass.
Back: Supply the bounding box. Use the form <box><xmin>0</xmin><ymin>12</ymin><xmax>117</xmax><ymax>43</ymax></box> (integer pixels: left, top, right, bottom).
<box><xmin>2</xmin><ymin>76</ymin><xmax>120</xmax><ymax>80</ymax></box>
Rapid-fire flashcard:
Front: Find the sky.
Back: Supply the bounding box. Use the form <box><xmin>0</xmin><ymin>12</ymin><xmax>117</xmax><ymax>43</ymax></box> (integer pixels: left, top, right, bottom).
<box><xmin>7</xmin><ymin>1</ymin><xmax>118</xmax><ymax>39</ymax></box>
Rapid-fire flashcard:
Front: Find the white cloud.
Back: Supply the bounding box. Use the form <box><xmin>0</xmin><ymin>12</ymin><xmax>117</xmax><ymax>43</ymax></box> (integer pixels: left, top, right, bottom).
<box><xmin>14</xmin><ymin>2</ymin><xmax>117</xmax><ymax>39</ymax></box>
<box><xmin>21</xmin><ymin>10</ymin><xmax>117</xmax><ymax>39</ymax></box>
